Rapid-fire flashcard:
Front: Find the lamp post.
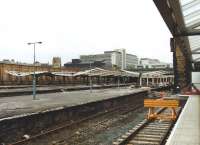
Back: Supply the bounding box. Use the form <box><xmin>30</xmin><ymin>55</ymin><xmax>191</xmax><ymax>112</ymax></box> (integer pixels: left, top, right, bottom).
<box><xmin>118</xmin><ymin>75</ymin><xmax>120</xmax><ymax>88</ymax></box>
<box><xmin>27</xmin><ymin>42</ymin><xmax>42</xmax><ymax>100</ymax></box>
<box><xmin>89</xmin><ymin>61</ymin><xmax>92</xmax><ymax>93</ymax></box>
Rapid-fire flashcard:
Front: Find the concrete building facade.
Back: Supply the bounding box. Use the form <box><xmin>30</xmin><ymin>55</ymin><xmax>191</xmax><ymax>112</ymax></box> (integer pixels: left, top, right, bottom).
<box><xmin>80</xmin><ymin>49</ymin><xmax>138</xmax><ymax>70</ymax></box>
<box><xmin>64</xmin><ymin>60</ymin><xmax>106</xmax><ymax>71</ymax></box>
<box><xmin>80</xmin><ymin>52</ymin><xmax>112</xmax><ymax>68</ymax></box>
<box><xmin>126</xmin><ymin>54</ymin><xmax>138</xmax><ymax>69</ymax></box>
<box><xmin>139</xmin><ymin>58</ymin><xmax>172</xmax><ymax>69</ymax></box>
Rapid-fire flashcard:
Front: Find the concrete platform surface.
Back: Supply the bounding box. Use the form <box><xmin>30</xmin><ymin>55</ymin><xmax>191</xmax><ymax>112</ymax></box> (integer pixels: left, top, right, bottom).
<box><xmin>0</xmin><ymin>87</ymin><xmax>148</xmax><ymax>119</ymax></box>
<box><xmin>166</xmin><ymin>95</ymin><xmax>200</xmax><ymax>145</ymax></box>
<box><xmin>0</xmin><ymin>84</ymin><xmax>118</xmax><ymax>92</ymax></box>
<box><xmin>0</xmin><ymin>84</ymin><xmax>93</xmax><ymax>89</ymax></box>
<box><xmin>0</xmin><ymin>84</ymin><xmax>131</xmax><ymax>97</ymax></box>
<box><xmin>0</xmin><ymin>84</ymin><xmax>131</xmax><ymax>91</ymax></box>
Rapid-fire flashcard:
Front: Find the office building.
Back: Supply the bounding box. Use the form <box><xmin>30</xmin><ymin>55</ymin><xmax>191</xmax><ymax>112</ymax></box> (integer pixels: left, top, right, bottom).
<box><xmin>79</xmin><ymin>49</ymin><xmax>138</xmax><ymax>70</ymax></box>
<box><xmin>139</xmin><ymin>58</ymin><xmax>172</xmax><ymax>69</ymax></box>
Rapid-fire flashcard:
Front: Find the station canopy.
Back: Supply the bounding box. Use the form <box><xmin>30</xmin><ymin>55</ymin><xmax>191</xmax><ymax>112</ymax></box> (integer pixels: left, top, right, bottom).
<box><xmin>6</xmin><ymin>71</ymin><xmax>49</xmax><ymax>77</ymax></box>
<box><xmin>141</xmin><ymin>70</ymin><xmax>174</xmax><ymax>78</ymax></box>
<box><xmin>180</xmin><ymin>0</ymin><xmax>200</xmax><ymax>63</ymax></box>
<box><xmin>6</xmin><ymin>70</ymin><xmax>75</xmax><ymax>77</ymax></box>
<box><xmin>5</xmin><ymin>68</ymin><xmax>140</xmax><ymax>78</ymax></box>
<box><xmin>73</xmin><ymin>68</ymin><xmax>140</xmax><ymax>78</ymax></box>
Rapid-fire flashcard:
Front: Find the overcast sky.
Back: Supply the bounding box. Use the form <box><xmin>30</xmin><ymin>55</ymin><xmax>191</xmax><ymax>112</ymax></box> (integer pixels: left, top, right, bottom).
<box><xmin>0</xmin><ymin>0</ymin><xmax>172</xmax><ymax>64</ymax></box>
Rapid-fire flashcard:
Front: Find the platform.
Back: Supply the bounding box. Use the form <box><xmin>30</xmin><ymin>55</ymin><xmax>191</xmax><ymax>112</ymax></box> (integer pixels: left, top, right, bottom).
<box><xmin>0</xmin><ymin>84</ymin><xmax>132</xmax><ymax>97</ymax></box>
<box><xmin>0</xmin><ymin>87</ymin><xmax>149</xmax><ymax>119</ymax></box>
<box><xmin>166</xmin><ymin>95</ymin><xmax>200</xmax><ymax>145</ymax></box>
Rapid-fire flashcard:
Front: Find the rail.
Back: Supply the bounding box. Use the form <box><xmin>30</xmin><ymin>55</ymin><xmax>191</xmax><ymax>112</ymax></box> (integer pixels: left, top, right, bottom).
<box><xmin>113</xmin><ymin>107</ymin><xmax>182</xmax><ymax>145</ymax></box>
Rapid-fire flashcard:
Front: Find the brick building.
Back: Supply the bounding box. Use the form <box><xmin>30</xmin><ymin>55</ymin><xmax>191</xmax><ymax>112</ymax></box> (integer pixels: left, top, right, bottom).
<box><xmin>0</xmin><ymin>61</ymin><xmax>80</xmax><ymax>85</ymax></box>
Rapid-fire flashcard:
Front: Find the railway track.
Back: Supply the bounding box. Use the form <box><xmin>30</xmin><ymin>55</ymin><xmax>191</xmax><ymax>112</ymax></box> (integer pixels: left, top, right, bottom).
<box><xmin>113</xmin><ymin>108</ymin><xmax>182</xmax><ymax>145</ymax></box>
<box><xmin>59</xmin><ymin>103</ymin><xmax>145</xmax><ymax>145</ymax></box>
<box><xmin>8</xmin><ymin>101</ymin><xmax>144</xmax><ymax>145</ymax></box>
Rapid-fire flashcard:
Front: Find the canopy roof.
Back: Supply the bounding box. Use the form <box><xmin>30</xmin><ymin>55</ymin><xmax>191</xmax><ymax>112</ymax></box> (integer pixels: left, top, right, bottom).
<box><xmin>180</xmin><ymin>0</ymin><xmax>200</xmax><ymax>63</ymax></box>
<box><xmin>73</xmin><ymin>68</ymin><xmax>140</xmax><ymax>77</ymax></box>
<box><xmin>6</xmin><ymin>71</ymin><xmax>75</xmax><ymax>77</ymax></box>
<box><xmin>6</xmin><ymin>71</ymin><xmax>48</xmax><ymax>77</ymax></box>
<box><xmin>153</xmin><ymin>0</ymin><xmax>200</xmax><ymax>88</ymax></box>
<box><xmin>154</xmin><ymin>0</ymin><xmax>200</xmax><ymax>64</ymax></box>
<box><xmin>141</xmin><ymin>70</ymin><xmax>174</xmax><ymax>78</ymax></box>
<box><xmin>5</xmin><ymin>68</ymin><xmax>140</xmax><ymax>78</ymax></box>
<box><xmin>6</xmin><ymin>68</ymin><xmax>174</xmax><ymax>79</ymax></box>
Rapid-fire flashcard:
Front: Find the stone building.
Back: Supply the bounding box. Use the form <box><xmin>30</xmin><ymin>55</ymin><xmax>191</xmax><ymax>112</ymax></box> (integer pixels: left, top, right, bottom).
<box><xmin>0</xmin><ymin>60</ymin><xmax>80</xmax><ymax>85</ymax></box>
<box><xmin>52</xmin><ymin>57</ymin><xmax>61</xmax><ymax>68</ymax></box>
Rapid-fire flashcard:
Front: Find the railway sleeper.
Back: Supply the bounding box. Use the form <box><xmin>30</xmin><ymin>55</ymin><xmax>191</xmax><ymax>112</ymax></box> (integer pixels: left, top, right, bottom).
<box><xmin>113</xmin><ymin>141</ymin><xmax>120</xmax><ymax>145</ymax></box>
<box><xmin>148</xmin><ymin>122</ymin><xmax>171</xmax><ymax>125</ymax></box>
<box><xmin>138</xmin><ymin>131</ymin><xmax>165</xmax><ymax>135</ymax></box>
<box><xmin>128</xmin><ymin>129</ymin><xmax>136</xmax><ymax>133</ymax></box>
<box><xmin>151</xmin><ymin>120</ymin><xmax>171</xmax><ymax>123</ymax></box>
<box><xmin>145</xmin><ymin>126</ymin><xmax>170</xmax><ymax>130</ymax></box>
<box><xmin>135</xmin><ymin>134</ymin><xmax>163</xmax><ymax>139</ymax></box>
<box><xmin>141</xmin><ymin>128</ymin><xmax>169</xmax><ymax>132</ymax></box>
<box><xmin>133</xmin><ymin>136</ymin><xmax>162</xmax><ymax>142</ymax></box>
<box><xmin>147</xmin><ymin>124</ymin><xmax>171</xmax><ymax>128</ymax></box>
<box><xmin>125</xmin><ymin>132</ymin><xmax>132</xmax><ymax>136</ymax></box>
<box><xmin>141</xmin><ymin>128</ymin><xmax>170</xmax><ymax>131</ymax></box>
<box><xmin>147</xmin><ymin>124</ymin><xmax>170</xmax><ymax>128</ymax></box>
<box><xmin>144</xmin><ymin>126</ymin><xmax>169</xmax><ymax>129</ymax></box>
<box><xmin>149</xmin><ymin>122</ymin><xmax>171</xmax><ymax>126</ymax></box>
<box><xmin>135</xmin><ymin>122</ymin><xmax>147</xmax><ymax>127</ymax></box>
<box><xmin>129</xmin><ymin>139</ymin><xmax>160</xmax><ymax>145</ymax></box>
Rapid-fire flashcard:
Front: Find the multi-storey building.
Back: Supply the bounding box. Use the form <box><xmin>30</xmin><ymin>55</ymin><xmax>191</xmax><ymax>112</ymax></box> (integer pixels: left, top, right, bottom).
<box><xmin>126</xmin><ymin>54</ymin><xmax>138</xmax><ymax>69</ymax></box>
<box><xmin>79</xmin><ymin>49</ymin><xmax>138</xmax><ymax>70</ymax></box>
<box><xmin>139</xmin><ymin>58</ymin><xmax>172</xmax><ymax>69</ymax></box>
<box><xmin>80</xmin><ymin>52</ymin><xmax>112</xmax><ymax>68</ymax></box>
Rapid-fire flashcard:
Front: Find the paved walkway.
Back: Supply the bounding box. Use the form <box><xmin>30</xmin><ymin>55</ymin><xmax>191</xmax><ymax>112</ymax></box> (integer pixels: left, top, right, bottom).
<box><xmin>166</xmin><ymin>95</ymin><xmax>200</xmax><ymax>145</ymax></box>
